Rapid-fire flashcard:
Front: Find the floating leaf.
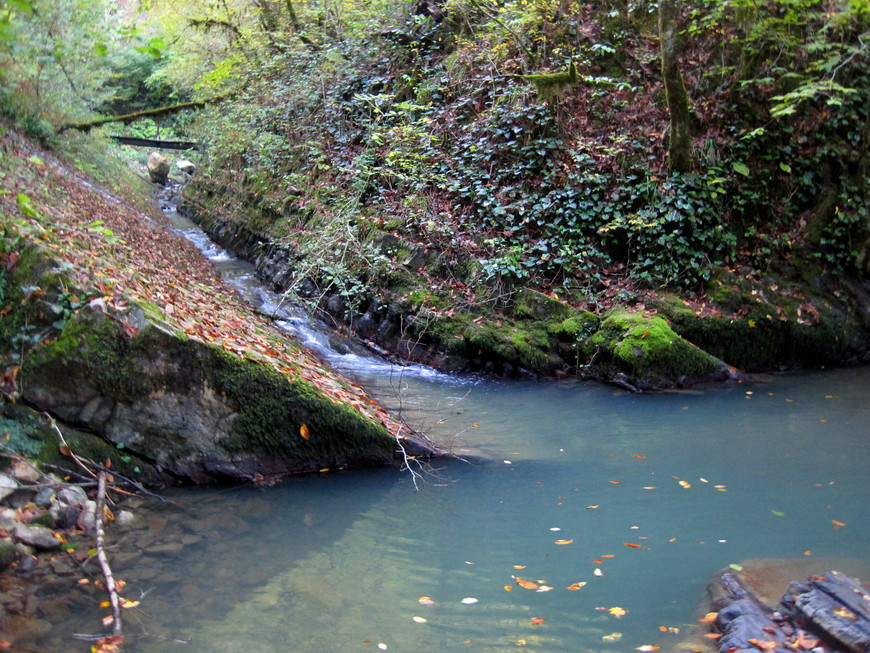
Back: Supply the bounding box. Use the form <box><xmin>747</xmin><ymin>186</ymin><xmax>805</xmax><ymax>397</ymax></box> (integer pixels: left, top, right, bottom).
<box><xmin>412</xmin><ymin>616</ymin><xmax>427</xmax><ymax>623</ymax></box>
<box><xmin>530</xmin><ymin>617</ymin><xmax>545</xmax><ymax>625</ymax></box>
<box><xmin>554</xmin><ymin>539</ymin><xmax>574</xmax><ymax>545</ymax></box>
<box><xmin>729</xmin><ymin>564</ymin><xmax>743</xmax><ymax>571</ymax></box>
<box><xmin>120</xmin><ymin>598</ymin><xmax>140</xmax><ymax>608</ymax></box>
<box><xmin>536</xmin><ymin>585</ymin><xmax>553</xmax><ymax>592</ymax></box>
<box><xmin>586</xmin><ymin>505</ymin><xmax>599</xmax><ymax>510</ymax></box>
<box><xmin>832</xmin><ymin>520</ymin><xmax>846</xmax><ymax>529</ymax></box>
<box><xmin>636</xmin><ymin>646</ymin><xmax>660</xmax><ymax>651</ymax></box>
<box><xmin>771</xmin><ymin>510</ymin><xmax>784</xmax><ymax>517</ymax></box>
<box><xmin>602</xmin><ymin>633</ymin><xmax>622</xmax><ymax>642</ymax></box>
<box><xmin>609</xmin><ymin>607</ymin><xmax>628</xmax><ymax>618</ymax></box>
<box><xmin>678</xmin><ymin>480</ymin><xmax>691</xmax><ymax>489</ymax></box>
<box><xmin>623</xmin><ymin>542</ymin><xmax>642</xmax><ymax>548</ymax></box>
<box><xmin>516</xmin><ymin>578</ymin><xmax>539</xmax><ymax>590</ymax></box>
<box><xmin>418</xmin><ymin>596</ymin><xmax>435</xmax><ymax>605</ymax></box>
<box><xmin>460</xmin><ymin>597</ymin><xmax>478</xmax><ymax>604</ymax></box>
<box><xmin>699</xmin><ymin>612</ymin><xmax>718</xmax><ymax>623</ymax></box>
<box><xmin>703</xmin><ymin>633</ymin><xmax>722</xmax><ymax>639</ymax></box>
<box><xmin>567</xmin><ymin>582</ymin><xmax>587</xmax><ymax>590</ymax></box>
<box><xmin>378</xmin><ymin>644</ymin><xmax>388</xmax><ymax>650</ymax></box>
<box><xmin>594</xmin><ymin>568</ymin><xmax>603</xmax><ymax>576</ymax></box>
<box><xmin>504</xmin><ymin>585</ymin><xmax>513</xmax><ymax>591</ymax></box>
<box><xmin>513</xmin><ymin>565</ymin><xmax>526</xmax><ymax>569</ymax></box>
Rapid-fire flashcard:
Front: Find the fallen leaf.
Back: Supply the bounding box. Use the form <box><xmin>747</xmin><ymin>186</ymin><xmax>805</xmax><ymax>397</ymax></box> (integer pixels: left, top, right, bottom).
<box><xmin>633</xmin><ymin>455</ymin><xmax>646</xmax><ymax>458</ymax></box>
<box><xmin>460</xmin><ymin>597</ymin><xmax>478</xmax><ymax>604</ymax></box>
<box><xmin>530</xmin><ymin>617</ymin><xmax>545</xmax><ymax>625</ymax></box>
<box><xmin>601</xmin><ymin>554</ymin><xmax>615</xmax><ymax>558</ymax></box>
<box><xmin>623</xmin><ymin>542</ymin><xmax>642</xmax><ymax>548</ymax></box>
<box><xmin>418</xmin><ymin>596</ymin><xmax>435</xmax><ymax>605</ymax></box>
<box><xmin>536</xmin><ymin>585</ymin><xmax>553</xmax><ymax>592</ymax></box>
<box><xmin>594</xmin><ymin>568</ymin><xmax>603</xmax><ymax>576</ymax></box>
<box><xmin>516</xmin><ymin>578</ymin><xmax>539</xmax><ymax>590</ymax></box>
<box><xmin>412</xmin><ymin>616</ymin><xmax>427</xmax><ymax>623</ymax></box>
<box><xmin>586</xmin><ymin>505</ymin><xmax>599</xmax><ymax>510</ymax></box>
<box><xmin>636</xmin><ymin>646</ymin><xmax>660</xmax><ymax>651</ymax></box>
<box><xmin>513</xmin><ymin>565</ymin><xmax>526</xmax><ymax>569</ymax></box>
<box><xmin>699</xmin><ymin>612</ymin><xmax>718</xmax><ymax>623</ymax></box>
<box><xmin>567</xmin><ymin>582</ymin><xmax>587</xmax><ymax>590</ymax></box>
<box><xmin>602</xmin><ymin>633</ymin><xmax>622</xmax><ymax>642</ymax></box>
<box><xmin>299</xmin><ymin>423</ymin><xmax>310</xmax><ymax>440</ymax></box>
<box><xmin>833</xmin><ymin>607</ymin><xmax>857</xmax><ymax>620</ymax></box>
<box><xmin>832</xmin><ymin>520</ymin><xmax>846</xmax><ymax>529</ymax></box>
<box><xmin>609</xmin><ymin>607</ymin><xmax>628</xmax><ymax>617</ymax></box>
<box><xmin>678</xmin><ymin>480</ymin><xmax>691</xmax><ymax>488</ymax></box>
<box><xmin>554</xmin><ymin>539</ymin><xmax>574</xmax><ymax>545</ymax></box>
<box><xmin>703</xmin><ymin>633</ymin><xmax>722</xmax><ymax>639</ymax></box>
<box><xmin>120</xmin><ymin>598</ymin><xmax>140</xmax><ymax>609</ymax></box>
<box><xmin>504</xmin><ymin>585</ymin><xmax>513</xmax><ymax>591</ymax></box>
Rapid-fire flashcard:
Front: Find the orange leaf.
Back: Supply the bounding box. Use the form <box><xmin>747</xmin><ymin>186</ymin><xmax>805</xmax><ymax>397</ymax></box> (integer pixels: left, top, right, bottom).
<box><xmin>530</xmin><ymin>617</ymin><xmax>545</xmax><ymax>625</ymax></box>
<box><xmin>567</xmin><ymin>582</ymin><xmax>587</xmax><ymax>590</ymax></box>
<box><xmin>623</xmin><ymin>542</ymin><xmax>642</xmax><ymax>548</ymax></box>
<box><xmin>699</xmin><ymin>612</ymin><xmax>718</xmax><ymax>623</ymax></box>
<box><xmin>832</xmin><ymin>520</ymin><xmax>846</xmax><ymax>529</ymax></box>
<box><xmin>299</xmin><ymin>423</ymin><xmax>310</xmax><ymax>440</ymax></box>
<box><xmin>554</xmin><ymin>539</ymin><xmax>573</xmax><ymax>545</ymax></box>
<box><xmin>703</xmin><ymin>633</ymin><xmax>721</xmax><ymax>639</ymax></box>
<box><xmin>516</xmin><ymin>578</ymin><xmax>539</xmax><ymax>590</ymax></box>
<box><xmin>601</xmin><ymin>554</ymin><xmax>615</xmax><ymax>558</ymax></box>
<box><xmin>504</xmin><ymin>585</ymin><xmax>513</xmax><ymax>592</ymax></box>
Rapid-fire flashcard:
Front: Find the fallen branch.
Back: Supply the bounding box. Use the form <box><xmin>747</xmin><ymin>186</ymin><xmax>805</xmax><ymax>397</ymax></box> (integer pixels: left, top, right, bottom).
<box><xmin>59</xmin><ymin>95</ymin><xmax>232</xmax><ymax>133</ymax></box>
<box><xmin>95</xmin><ymin>469</ymin><xmax>123</xmax><ymax>640</ymax></box>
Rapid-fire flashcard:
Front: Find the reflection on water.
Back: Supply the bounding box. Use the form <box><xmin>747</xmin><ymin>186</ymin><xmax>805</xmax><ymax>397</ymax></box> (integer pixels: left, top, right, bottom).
<box><xmin>32</xmin><ymin>206</ymin><xmax>866</xmax><ymax>653</ymax></box>
<box><xmin>35</xmin><ymin>366</ymin><xmax>867</xmax><ymax>653</ymax></box>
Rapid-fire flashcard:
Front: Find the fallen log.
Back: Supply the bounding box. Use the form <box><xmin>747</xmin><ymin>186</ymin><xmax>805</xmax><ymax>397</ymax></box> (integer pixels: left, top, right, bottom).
<box><xmin>109</xmin><ymin>136</ymin><xmax>198</xmax><ymax>150</ymax></box>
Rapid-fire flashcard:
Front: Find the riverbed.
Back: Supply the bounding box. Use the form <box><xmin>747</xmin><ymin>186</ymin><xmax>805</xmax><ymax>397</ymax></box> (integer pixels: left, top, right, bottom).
<box><xmin>26</xmin><ymin>205</ymin><xmax>870</xmax><ymax>653</ymax></box>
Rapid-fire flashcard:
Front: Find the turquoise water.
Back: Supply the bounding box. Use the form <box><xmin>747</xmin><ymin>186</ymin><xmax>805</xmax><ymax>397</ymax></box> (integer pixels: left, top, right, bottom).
<box><xmin>108</xmin><ymin>365</ymin><xmax>869</xmax><ymax>653</ymax></box>
<box><xmin>34</xmin><ymin>208</ymin><xmax>862</xmax><ymax>653</ymax></box>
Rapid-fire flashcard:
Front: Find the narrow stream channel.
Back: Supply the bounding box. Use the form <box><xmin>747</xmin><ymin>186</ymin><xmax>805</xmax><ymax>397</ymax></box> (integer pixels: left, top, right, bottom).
<box><xmin>34</xmin><ymin>196</ymin><xmax>870</xmax><ymax>653</ymax></box>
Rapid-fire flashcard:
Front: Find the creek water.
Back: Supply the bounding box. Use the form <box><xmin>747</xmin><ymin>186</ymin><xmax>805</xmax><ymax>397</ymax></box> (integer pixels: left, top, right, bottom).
<box><xmin>37</xmin><ymin>206</ymin><xmax>870</xmax><ymax>652</ymax></box>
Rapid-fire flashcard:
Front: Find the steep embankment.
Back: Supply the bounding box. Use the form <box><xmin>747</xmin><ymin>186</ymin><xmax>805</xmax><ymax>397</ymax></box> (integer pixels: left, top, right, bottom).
<box><xmin>0</xmin><ymin>128</ymin><xmax>434</xmax><ymax>484</ymax></box>
<box><xmin>176</xmin><ymin>2</ymin><xmax>869</xmax><ymax>388</ymax></box>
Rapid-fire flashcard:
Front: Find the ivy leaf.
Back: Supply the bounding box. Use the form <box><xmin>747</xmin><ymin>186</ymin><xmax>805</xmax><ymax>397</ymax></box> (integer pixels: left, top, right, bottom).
<box><xmin>732</xmin><ymin>162</ymin><xmax>751</xmax><ymax>177</ymax></box>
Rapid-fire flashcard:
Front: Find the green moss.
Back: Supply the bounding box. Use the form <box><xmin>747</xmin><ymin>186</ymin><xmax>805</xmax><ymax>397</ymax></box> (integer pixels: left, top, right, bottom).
<box><xmin>590</xmin><ymin>311</ymin><xmax>724</xmax><ymax>386</ymax></box>
<box><xmin>548</xmin><ymin>312</ymin><xmax>599</xmax><ymax>341</ymax></box>
<box><xmin>512</xmin><ymin>288</ymin><xmax>573</xmax><ymax>321</ymax></box>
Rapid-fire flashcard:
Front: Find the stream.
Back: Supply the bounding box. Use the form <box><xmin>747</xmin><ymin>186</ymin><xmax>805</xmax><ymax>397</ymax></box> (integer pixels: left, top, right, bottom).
<box><xmin>29</xmin><ymin>198</ymin><xmax>870</xmax><ymax>652</ymax></box>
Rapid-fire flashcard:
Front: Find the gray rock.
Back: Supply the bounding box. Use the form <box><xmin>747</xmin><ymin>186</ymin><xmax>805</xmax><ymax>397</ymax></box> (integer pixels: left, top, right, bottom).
<box><xmin>0</xmin><ymin>473</ymin><xmax>19</xmax><ymax>502</ymax></box>
<box><xmin>13</xmin><ymin>524</ymin><xmax>61</xmax><ymax>550</ymax></box>
<box><xmin>115</xmin><ymin>510</ymin><xmax>137</xmax><ymax>529</ymax></box>
<box><xmin>34</xmin><ymin>487</ymin><xmax>55</xmax><ymax>508</ymax></box>
<box><xmin>78</xmin><ymin>500</ymin><xmax>97</xmax><ymax>532</ymax></box>
<box><xmin>57</xmin><ymin>486</ymin><xmax>88</xmax><ymax>507</ymax></box>
<box><xmin>147</xmin><ymin>151</ymin><xmax>171</xmax><ymax>185</ymax></box>
<box><xmin>0</xmin><ymin>507</ymin><xmax>18</xmax><ymax>530</ymax></box>
<box><xmin>176</xmin><ymin>159</ymin><xmax>196</xmax><ymax>175</ymax></box>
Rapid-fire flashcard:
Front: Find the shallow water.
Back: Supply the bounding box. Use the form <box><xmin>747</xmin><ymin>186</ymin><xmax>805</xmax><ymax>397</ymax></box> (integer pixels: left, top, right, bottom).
<box><xmin>34</xmin><ymin>206</ymin><xmax>869</xmax><ymax>653</ymax></box>
<box><xmin>113</xmin><ymin>367</ymin><xmax>868</xmax><ymax>653</ymax></box>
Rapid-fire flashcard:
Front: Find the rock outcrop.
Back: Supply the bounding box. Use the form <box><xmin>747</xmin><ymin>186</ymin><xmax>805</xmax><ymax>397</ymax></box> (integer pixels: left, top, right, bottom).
<box><xmin>146</xmin><ymin>151</ymin><xmax>170</xmax><ymax>185</ymax></box>
<box><xmin>21</xmin><ymin>304</ymin><xmax>399</xmax><ymax>483</ymax></box>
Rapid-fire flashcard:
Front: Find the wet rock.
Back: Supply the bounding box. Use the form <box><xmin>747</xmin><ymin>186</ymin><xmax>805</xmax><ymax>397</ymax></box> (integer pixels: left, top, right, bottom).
<box><xmin>51</xmin><ymin>505</ymin><xmax>80</xmax><ymax>530</ymax></box>
<box><xmin>13</xmin><ymin>524</ymin><xmax>61</xmax><ymax>550</ymax></box>
<box><xmin>2</xmin><ymin>614</ymin><xmax>52</xmax><ymax>643</ymax></box>
<box><xmin>115</xmin><ymin>509</ymin><xmax>138</xmax><ymax>529</ymax></box>
<box><xmin>77</xmin><ymin>500</ymin><xmax>97</xmax><ymax>532</ymax></box>
<box><xmin>0</xmin><ymin>473</ymin><xmax>19</xmax><ymax>502</ymax></box>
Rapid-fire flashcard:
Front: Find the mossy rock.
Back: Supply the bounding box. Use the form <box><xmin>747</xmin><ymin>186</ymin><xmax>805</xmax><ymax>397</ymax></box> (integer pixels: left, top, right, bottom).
<box><xmin>589</xmin><ymin>310</ymin><xmax>731</xmax><ymax>390</ymax></box>
<box><xmin>21</xmin><ymin>305</ymin><xmax>397</xmax><ymax>483</ymax></box>
<box><xmin>512</xmin><ymin>288</ymin><xmax>574</xmax><ymax>321</ymax></box>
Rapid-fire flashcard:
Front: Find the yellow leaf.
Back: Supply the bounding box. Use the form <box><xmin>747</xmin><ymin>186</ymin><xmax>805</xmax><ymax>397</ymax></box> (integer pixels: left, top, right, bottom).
<box><xmin>554</xmin><ymin>539</ymin><xmax>574</xmax><ymax>545</ymax></box>
<box><xmin>516</xmin><ymin>578</ymin><xmax>539</xmax><ymax>590</ymax></box>
<box><xmin>99</xmin><ymin>600</ymin><xmax>110</xmax><ymax>608</ymax></box>
<box><xmin>120</xmin><ymin>599</ymin><xmax>140</xmax><ymax>609</ymax></box>
<box><xmin>299</xmin><ymin>423</ymin><xmax>310</xmax><ymax>440</ymax></box>
<box><xmin>609</xmin><ymin>607</ymin><xmax>628</xmax><ymax>617</ymax></box>
<box><xmin>699</xmin><ymin>612</ymin><xmax>718</xmax><ymax>623</ymax></box>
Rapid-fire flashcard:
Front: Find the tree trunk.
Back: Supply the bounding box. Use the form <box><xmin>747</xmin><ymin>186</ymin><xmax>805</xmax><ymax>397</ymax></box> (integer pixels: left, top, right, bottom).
<box><xmin>659</xmin><ymin>0</ymin><xmax>693</xmax><ymax>173</ymax></box>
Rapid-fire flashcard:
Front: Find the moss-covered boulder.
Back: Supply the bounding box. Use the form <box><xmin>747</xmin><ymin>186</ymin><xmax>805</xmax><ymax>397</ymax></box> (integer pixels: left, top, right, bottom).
<box><xmin>21</xmin><ymin>305</ymin><xmax>398</xmax><ymax>483</ymax></box>
<box><xmin>589</xmin><ymin>310</ymin><xmax>733</xmax><ymax>390</ymax></box>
